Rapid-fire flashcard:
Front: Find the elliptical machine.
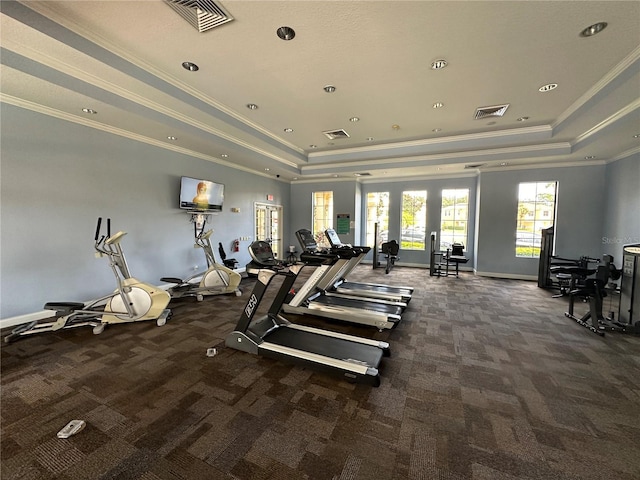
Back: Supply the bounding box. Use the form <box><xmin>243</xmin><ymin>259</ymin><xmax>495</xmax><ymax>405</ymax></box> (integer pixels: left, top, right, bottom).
<box><xmin>161</xmin><ymin>220</ymin><xmax>242</xmax><ymax>300</ymax></box>
<box><xmin>5</xmin><ymin>218</ymin><xmax>172</xmax><ymax>343</ymax></box>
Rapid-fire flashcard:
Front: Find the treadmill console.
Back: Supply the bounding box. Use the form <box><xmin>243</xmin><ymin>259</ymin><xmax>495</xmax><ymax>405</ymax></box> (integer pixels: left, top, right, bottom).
<box><xmin>248</xmin><ymin>240</ymin><xmax>279</xmax><ymax>266</ymax></box>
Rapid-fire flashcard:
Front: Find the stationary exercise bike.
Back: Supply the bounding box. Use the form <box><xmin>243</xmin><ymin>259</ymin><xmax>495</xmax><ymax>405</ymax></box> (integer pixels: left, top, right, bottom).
<box><xmin>161</xmin><ymin>221</ymin><xmax>242</xmax><ymax>300</ymax></box>
<box><xmin>4</xmin><ymin>218</ymin><xmax>172</xmax><ymax>343</ymax></box>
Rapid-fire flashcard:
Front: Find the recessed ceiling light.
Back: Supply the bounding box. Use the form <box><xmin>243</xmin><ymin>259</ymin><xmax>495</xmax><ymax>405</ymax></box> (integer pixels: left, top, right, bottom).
<box><xmin>276</xmin><ymin>26</ymin><xmax>296</xmax><ymax>40</ymax></box>
<box><xmin>324</xmin><ymin>85</ymin><xmax>336</xmax><ymax>93</ymax></box>
<box><xmin>431</xmin><ymin>59</ymin><xmax>448</xmax><ymax>70</ymax></box>
<box><xmin>433</xmin><ymin>102</ymin><xmax>444</xmax><ymax>109</ymax></box>
<box><xmin>349</xmin><ymin>117</ymin><xmax>359</xmax><ymax>122</ymax></box>
<box><xmin>517</xmin><ymin>116</ymin><xmax>530</xmax><ymax>122</ymax></box>
<box><xmin>264</xmin><ymin>168</ymin><xmax>270</xmax><ymax>171</ymax></box>
<box><xmin>82</xmin><ymin>108</ymin><xmax>97</xmax><ymax>114</ymax></box>
<box><xmin>284</xmin><ymin>128</ymin><xmax>293</xmax><ymax>133</ymax></box>
<box><xmin>634</xmin><ymin>134</ymin><xmax>640</xmax><ymax>138</ymax></box>
<box><xmin>246</xmin><ymin>103</ymin><xmax>258</xmax><ymax>110</ymax></box>
<box><xmin>432</xmin><ymin>128</ymin><xmax>441</xmax><ymax>132</ymax></box>
<box><xmin>500</xmin><ymin>162</ymin><xmax>508</xmax><ymax>166</ymax></box>
<box><xmin>221</xmin><ymin>154</ymin><xmax>228</xmax><ymax>158</ymax></box>
<box><xmin>539</xmin><ymin>83</ymin><xmax>558</xmax><ymax>92</ymax></box>
<box><xmin>182</xmin><ymin>62</ymin><xmax>199</xmax><ymax>71</ymax></box>
<box><xmin>167</xmin><ymin>136</ymin><xmax>177</xmax><ymax>140</ymax></box>
<box><xmin>580</xmin><ymin>22</ymin><xmax>607</xmax><ymax>37</ymax></box>
<box><xmin>309</xmin><ymin>144</ymin><xmax>317</xmax><ymax>148</ymax></box>
<box><xmin>333</xmin><ymin>174</ymin><xmax>338</xmax><ymax>178</ymax></box>
<box><xmin>366</xmin><ymin>137</ymin><xmax>374</xmax><ymax>141</ymax></box>
<box><xmin>584</xmin><ymin>155</ymin><xmax>596</xmax><ymax>159</ymax></box>
<box><xmin>392</xmin><ymin>124</ymin><xmax>400</xmax><ymax>130</ymax></box>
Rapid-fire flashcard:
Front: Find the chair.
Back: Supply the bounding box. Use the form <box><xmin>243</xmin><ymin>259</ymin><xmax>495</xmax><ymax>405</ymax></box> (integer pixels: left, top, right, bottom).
<box><xmin>380</xmin><ymin>240</ymin><xmax>399</xmax><ymax>274</ymax></box>
<box><xmin>435</xmin><ymin>243</ymin><xmax>468</xmax><ymax>278</ymax></box>
<box><xmin>218</xmin><ymin>242</ymin><xmax>239</xmax><ymax>270</ymax></box>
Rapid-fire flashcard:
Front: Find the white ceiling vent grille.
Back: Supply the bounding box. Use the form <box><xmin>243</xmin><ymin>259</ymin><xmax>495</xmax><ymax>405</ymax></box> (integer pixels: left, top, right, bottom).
<box><xmin>164</xmin><ymin>0</ymin><xmax>234</xmax><ymax>32</ymax></box>
<box><xmin>322</xmin><ymin>129</ymin><xmax>350</xmax><ymax>140</ymax></box>
<box><xmin>474</xmin><ymin>104</ymin><xmax>510</xmax><ymax>120</ymax></box>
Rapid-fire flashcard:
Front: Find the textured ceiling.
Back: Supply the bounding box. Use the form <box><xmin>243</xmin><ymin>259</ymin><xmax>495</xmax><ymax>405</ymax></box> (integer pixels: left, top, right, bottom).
<box><xmin>1</xmin><ymin>0</ymin><xmax>639</xmax><ymax>182</ymax></box>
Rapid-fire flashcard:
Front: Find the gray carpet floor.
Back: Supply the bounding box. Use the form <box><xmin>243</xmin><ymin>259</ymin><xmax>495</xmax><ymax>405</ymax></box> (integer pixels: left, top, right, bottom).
<box><xmin>2</xmin><ymin>265</ymin><xmax>639</xmax><ymax>480</ymax></box>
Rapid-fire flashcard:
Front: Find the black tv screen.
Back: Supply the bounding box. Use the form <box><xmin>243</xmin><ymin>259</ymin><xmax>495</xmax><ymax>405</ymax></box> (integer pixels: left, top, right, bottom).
<box><xmin>179</xmin><ymin>176</ymin><xmax>224</xmax><ymax>212</ymax></box>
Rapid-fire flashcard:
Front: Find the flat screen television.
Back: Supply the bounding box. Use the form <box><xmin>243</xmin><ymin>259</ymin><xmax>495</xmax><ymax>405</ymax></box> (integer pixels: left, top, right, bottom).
<box><xmin>179</xmin><ymin>176</ymin><xmax>224</xmax><ymax>212</ymax></box>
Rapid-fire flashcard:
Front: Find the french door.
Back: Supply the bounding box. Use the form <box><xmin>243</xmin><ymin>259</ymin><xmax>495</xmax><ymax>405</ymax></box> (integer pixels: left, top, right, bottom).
<box><xmin>254</xmin><ymin>203</ymin><xmax>283</xmax><ymax>260</ymax></box>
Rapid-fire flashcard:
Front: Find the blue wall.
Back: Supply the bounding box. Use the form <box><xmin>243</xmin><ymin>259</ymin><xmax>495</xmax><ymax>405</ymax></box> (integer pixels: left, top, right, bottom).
<box><xmin>1</xmin><ymin>105</ymin><xmax>290</xmax><ymax>318</ymax></box>
<box><xmin>2</xmin><ymin>104</ymin><xmax>637</xmax><ymax>319</ymax></box>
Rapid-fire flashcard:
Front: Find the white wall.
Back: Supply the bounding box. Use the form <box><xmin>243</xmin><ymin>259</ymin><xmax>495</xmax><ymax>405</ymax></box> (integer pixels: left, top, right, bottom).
<box><xmin>0</xmin><ymin>105</ymin><xmax>290</xmax><ymax>319</ymax></box>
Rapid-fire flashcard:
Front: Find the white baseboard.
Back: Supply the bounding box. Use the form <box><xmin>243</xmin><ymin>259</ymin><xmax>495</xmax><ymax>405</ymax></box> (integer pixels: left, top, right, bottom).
<box><xmin>0</xmin><ymin>310</ymin><xmax>53</xmax><ymax>330</ymax></box>
<box><xmin>474</xmin><ymin>270</ymin><xmax>537</xmax><ymax>281</ymax></box>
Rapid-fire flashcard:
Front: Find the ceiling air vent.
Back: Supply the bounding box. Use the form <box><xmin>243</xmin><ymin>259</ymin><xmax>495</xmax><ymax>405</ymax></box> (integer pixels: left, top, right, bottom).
<box><xmin>322</xmin><ymin>129</ymin><xmax>350</xmax><ymax>140</ymax></box>
<box><xmin>164</xmin><ymin>0</ymin><xmax>234</xmax><ymax>32</ymax></box>
<box><xmin>474</xmin><ymin>104</ymin><xmax>510</xmax><ymax>120</ymax></box>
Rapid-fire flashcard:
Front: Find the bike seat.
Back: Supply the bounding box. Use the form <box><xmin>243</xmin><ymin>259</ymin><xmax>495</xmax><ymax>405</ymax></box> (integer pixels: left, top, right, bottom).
<box><xmin>549</xmin><ymin>266</ymin><xmax>595</xmax><ymax>277</ymax></box>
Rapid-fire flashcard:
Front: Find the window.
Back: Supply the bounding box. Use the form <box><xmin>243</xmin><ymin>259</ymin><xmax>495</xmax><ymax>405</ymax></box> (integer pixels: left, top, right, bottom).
<box><xmin>440</xmin><ymin>189</ymin><xmax>469</xmax><ymax>251</ymax></box>
<box><xmin>365</xmin><ymin>192</ymin><xmax>389</xmax><ymax>246</ymax></box>
<box><xmin>516</xmin><ymin>181</ymin><xmax>557</xmax><ymax>258</ymax></box>
<box><xmin>312</xmin><ymin>191</ymin><xmax>333</xmax><ymax>248</ymax></box>
<box><xmin>401</xmin><ymin>190</ymin><xmax>427</xmax><ymax>250</ymax></box>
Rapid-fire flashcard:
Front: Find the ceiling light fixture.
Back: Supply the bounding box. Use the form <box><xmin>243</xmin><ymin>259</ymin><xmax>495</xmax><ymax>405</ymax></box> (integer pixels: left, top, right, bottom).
<box><xmin>517</xmin><ymin>116</ymin><xmax>530</xmax><ymax>121</ymax></box>
<box><xmin>432</xmin><ymin>128</ymin><xmax>441</xmax><ymax>132</ymax></box>
<box><xmin>431</xmin><ymin>59</ymin><xmax>448</xmax><ymax>70</ymax></box>
<box><xmin>500</xmin><ymin>162</ymin><xmax>508</xmax><ymax>166</ymax></box>
<box><xmin>221</xmin><ymin>154</ymin><xmax>228</xmax><ymax>158</ymax></box>
<box><xmin>167</xmin><ymin>136</ymin><xmax>177</xmax><ymax>140</ymax></box>
<box><xmin>277</xmin><ymin>26</ymin><xmax>296</xmax><ymax>40</ymax></box>
<box><xmin>366</xmin><ymin>137</ymin><xmax>374</xmax><ymax>141</ymax></box>
<box><xmin>433</xmin><ymin>102</ymin><xmax>444</xmax><ymax>109</ymax></box>
<box><xmin>264</xmin><ymin>168</ymin><xmax>270</xmax><ymax>171</ymax></box>
<box><xmin>246</xmin><ymin>103</ymin><xmax>258</xmax><ymax>110</ymax></box>
<box><xmin>82</xmin><ymin>108</ymin><xmax>97</xmax><ymax>114</ymax></box>
<box><xmin>324</xmin><ymin>85</ymin><xmax>336</xmax><ymax>93</ymax></box>
<box><xmin>309</xmin><ymin>144</ymin><xmax>317</xmax><ymax>148</ymax></box>
<box><xmin>349</xmin><ymin>117</ymin><xmax>359</xmax><ymax>122</ymax></box>
<box><xmin>392</xmin><ymin>124</ymin><xmax>400</xmax><ymax>130</ymax></box>
<box><xmin>539</xmin><ymin>83</ymin><xmax>558</xmax><ymax>92</ymax></box>
<box><xmin>584</xmin><ymin>155</ymin><xmax>596</xmax><ymax>159</ymax></box>
<box><xmin>580</xmin><ymin>22</ymin><xmax>607</xmax><ymax>37</ymax></box>
<box><xmin>182</xmin><ymin>61</ymin><xmax>199</xmax><ymax>71</ymax></box>
<box><xmin>284</xmin><ymin>128</ymin><xmax>293</xmax><ymax>133</ymax></box>
<box><xmin>633</xmin><ymin>134</ymin><xmax>640</xmax><ymax>138</ymax></box>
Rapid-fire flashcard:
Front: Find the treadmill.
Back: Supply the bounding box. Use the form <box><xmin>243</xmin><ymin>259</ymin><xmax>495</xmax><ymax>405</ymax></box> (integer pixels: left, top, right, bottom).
<box><xmin>245</xmin><ymin>240</ymin><xmax>286</xmax><ymax>277</ymax></box>
<box><xmin>323</xmin><ymin>228</ymin><xmax>413</xmax><ymax>303</ymax></box>
<box><xmin>296</xmin><ymin>230</ymin><xmax>408</xmax><ymax>309</ymax></box>
<box><xmin>282</xmin><ymin>238</ymin><xmax>403</xmax><ymax>330</ymax></box>
<box><xmin>225</xmin><ymin>259</ymin><xmax>391</xmax><ymax>387</ymax></box>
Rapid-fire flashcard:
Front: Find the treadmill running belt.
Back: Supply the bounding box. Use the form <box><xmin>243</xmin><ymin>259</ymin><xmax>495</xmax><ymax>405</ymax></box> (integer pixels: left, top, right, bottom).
<box><xmin>314</xmin><ymin>295</ymin><xmax>403</xmax><ymax>315</ymax></box>
<box><xmin>266</xmin><ymin>328</ymin><xmax>384</xmax><ymax>367</ymax></box>
<box><xmin>339</xmin><ymin>282</ymin><xmax>412</xmax><ymax>295</ymax></box>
